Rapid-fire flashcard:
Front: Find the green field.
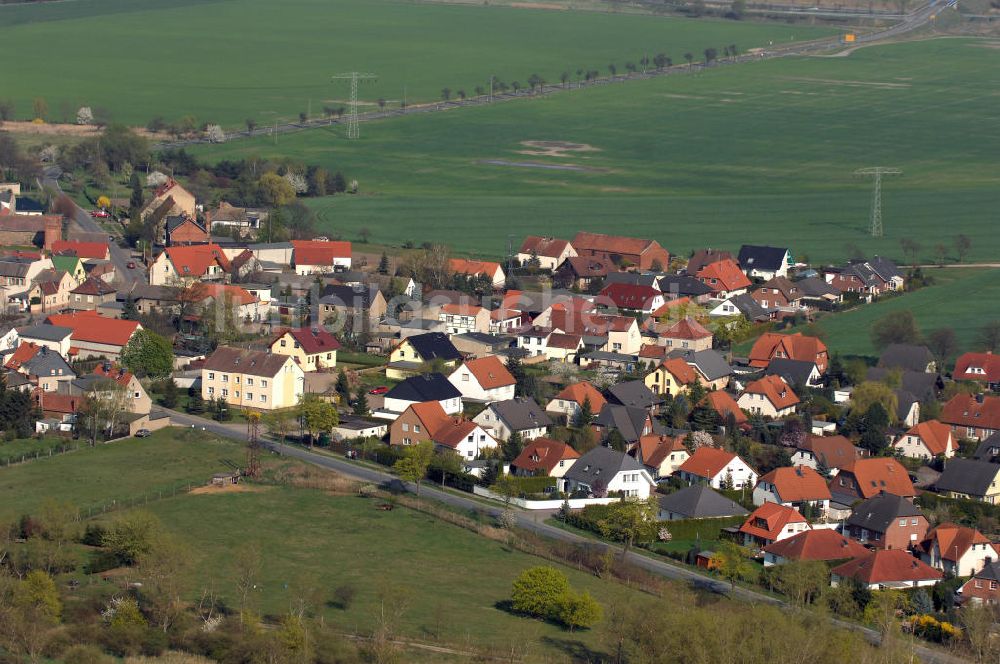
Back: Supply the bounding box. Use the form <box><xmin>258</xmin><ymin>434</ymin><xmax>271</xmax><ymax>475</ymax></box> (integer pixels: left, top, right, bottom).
<box><xmin>0</xmin><ymin>428</ymin><xmax>245</xmax><ymax>521</ymax></box>
<box><xmin>788</xmin><ymin>267</ymin><xmax>1000</xmax><ymax>358</ymax></box>
<box><xmin>194</xmin><ymin>37</ymin><xmax>1000</xmax><ymax>263</ymax></box>
<box><xmin>0</xmin><ymin>0</ymin><xmax>830</xmax><ymax>127</ymax></box>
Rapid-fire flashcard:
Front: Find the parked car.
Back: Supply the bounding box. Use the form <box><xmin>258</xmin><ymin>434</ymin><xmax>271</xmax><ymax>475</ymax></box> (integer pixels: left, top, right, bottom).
<box><xmin>368</xmin><ymin>386</ymin><xmax>389</xmax><ymax>395</ymax></box>
<box><xmin>135</xmin><ymin>429</ymin><xmax>151</xmax><ymax>438</ymax></box>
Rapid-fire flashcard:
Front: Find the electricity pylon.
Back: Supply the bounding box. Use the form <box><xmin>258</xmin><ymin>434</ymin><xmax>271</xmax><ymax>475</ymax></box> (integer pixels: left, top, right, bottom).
<box><xmin>854</xmin><ymin>167</ymin><xmax>901</xmax><ymax>238</ymax></box>
<box><xmin>332</xmin><ymin>72</ymin><xmax>377</xmax><ymax>139</ymax></box>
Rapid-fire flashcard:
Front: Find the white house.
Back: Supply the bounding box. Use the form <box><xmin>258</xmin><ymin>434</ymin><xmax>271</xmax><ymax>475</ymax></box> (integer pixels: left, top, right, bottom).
<box><xmin>561</xmin><ymin>446</ymin><xmax>655</xmax><ymax>498</ymax></box>
<box><xmin>892</xmin><ymin>420</ymin><xmax>955</xmax><ymax>460</ymax></box>
<box><xmin>676</xmin><ymin>447</ymin><xmax>758</xmax><ymax>490</ymax></box>
<box><xmin>473</xmin><ymin>397</ymin><xmax>551</xmax><ymax>442</ymax></box>
<box><xmin>920</xmin><ymin>524</ymin><xmax>995</xmax><ymax>577</ymax></box>
<box><xmin>433</xmin><ymin>420</ymin><xmax>499</xmax><ymax>459</ymax></box>
<box><xmin>752</xmin><ymin>465</ymin><xmax>832</xmax><ymax>515</ymax></box>
<box><xmin>737</xmin><ymin>375</ymin><xmax>800</xmax><ymax>419</ymax></box>
<box><xmin>448</xmin><ymin>356</ymin><xmax>516</xmax><ymax>403</ymax></box>
<box><xmin>516</xmin><ymin>236</ymin><xmax>577</xmax><ymax>271</ymax></box>
<box><xmin>0</xmin><ymin>326</ymin><xmax>18</xmax><ymax>352</ymax></box>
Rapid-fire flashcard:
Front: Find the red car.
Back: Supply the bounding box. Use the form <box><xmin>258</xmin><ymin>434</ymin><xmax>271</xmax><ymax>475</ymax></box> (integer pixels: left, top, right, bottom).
<box><xmin>368</xmin><ymin>386</ymin><xmax>389</xmax><ymax>395</ymax></box>
<box><xmin>91</xmin><ymin>210</ymin><xmax>110</xmax><ymax>218</ymax></box>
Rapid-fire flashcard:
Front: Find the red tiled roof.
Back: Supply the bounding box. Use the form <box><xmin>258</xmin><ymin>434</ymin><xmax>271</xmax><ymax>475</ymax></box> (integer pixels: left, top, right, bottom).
<box><xmin>897</xmin><ymin>420</ymin><xmax>953</xmax><ymax>457</ymax></box>
<box><xmin>408</xmin><ymin>401</ymin><xmax>453</xmax><ymax>437</ymax></box>
<box><xmin>94</xmin><ymin>363</ymin><xmax>134</xmax><ymax>387</ymax></box>
<box><xmin>512</xmin><ymin>437</ymin><xmax>580</xmax><ymax>474</ymax></box>
<box><xmin>954</xmin><ymin>352</ymin><xmax>1000</xmax><ymax>384</ymax></box>
<box><xmin>739</xmin><ymin>503</ymin><xmax>808</xmax><ymax>542</ymax></box>
<box><xmin>70</xmin><ymin>276</ymin><xmax>116</xmax><ymax>296</ymax></box>
<box><xmin>701</xmin><ymin>391</ymin><xmax>748</xmax><ymax>425</ymax></box>
<box><xmin>553</xmin><ymin>381</ymin><xmax>607</xmax><ymax>413</ymax></box>
<box><xmin>433</xmin><ymin>419</ymin><xmax>485</xmax><ymax>449</ymax></box>
<box><xmin>662</xmin><ymin>317</ymin><xmax>712</xmax><ymax>341</ymax></box>
<box><xmin>44</xmin><ymin>311</ymin><xmax>140</xmax><ymax>347</ymax></box>
<box><xmin>4</xmin><ymin>342</ymin><xmax>40</xmax><ymax>370</ymax></box>
<box><xmin>832</xmin><ymin>549</ymin><xmax>942</xmax><ymax>585</ymax></box>
<box><xmin>449</xmin><ymin>258</ymin><xmax>502</xmax><ymax>279</ymax></box>
<box><xmin>519</xmin><ymin>236</ymin><xmax>572</xmax><ymax>258</ymax></box>
<box><xmin>748</xmin><ymin>332</ymin><xmax>828</xmax><ymax>369</ymax></box>
<box><xmin>163</xmin><ymin>243</ymin><xmax>231</xmax><ymax>276</ymax></box>
<box><xmin>650</xmin><ymin>297</ymin><xmax>691</xmax><ymax>319</ymax></box>
<box><xmin>660</xmin><ymin>357</ymin><xmax>699</xmax><ymax>386</ymax></box>
<box><xmin>757</xmin><ymin>465</ymin><xmax>831</xmax><ymax>502</ymax></box>
<box><xmin>441</xmin><ymin>303</ymin><xmax>485</xmax><ymax>316</ymax></box>
<box><xmin>763</xmin><ymin>529</ymin><xmax>869</xmax><ymax>562</ymax></box>
<box><xmin>562</xmin><ymin>256</ymin><xmax>611</xmax><ymax>278</ymax></box>
<box><xmin>941</xmin><ymin>394</ymin><xmax>1000</xmax><ymax>432</ymax></box>
<box><xmin>838</xmin><ymin>457</ymin><xmax>915</xmax><ymax>499</ymax></box>
<box><xmin>51</xmin><ymin>240</ymin><xmax>108</xmax><ymax>260</ymax></box>
<box><xmin>34</xmin><ymin>389</ymin><xmax>81</xmax><ymax>415</ymax></box>
<box><xmin>920</xmin><ymin>523</ymin><xmax>991</xmax><ymax>562</ymax></box>
<box><xmin>742</xmin><ymin>375</ymin><xmax>800</xmax><ymax>410</ymax></box>
<box><xmin>598</xmin><ymin>283</ymin><xmax>661</xmax><ymax>311</ymax></box>
<box><xmin>291</xmin><ymin>240</ymin><xmax>352</xmax><ymax>266</ymax></box>
<box><xmin>696</xmin><ymin>259</ymin><xmax>752</xmax><ymax>293</ymax></box>
<box><xmin>572</xmin><ymin>232</ymin><xmax>660</xmax><ymax>257</ymax></box>
<box><xmin>546</xmin><ymin>332</ymin><xmax>582</xmax><ymax>350</ymax></box>
<box><xmin>271</xmin><ymin>326</ymin><xmax>341</xmax><ymax>355</ymax></box>
<box><xmin>462</xmin><ymin>356</ymin><xmax>515</xmax><ymax>390</ymax></box>
<box><xmin>679</xmin><ymin>447</ymin><xmax>738</xmax><ymax>480</ymax></box>
<box><xmin>635</xmin><ymin>434</ymin><xmax>686</xmax><ymax>468</ymax></box>
<box><xmin>185</xmin><ymin>283</ymin><xmax>257</xmax><ymax>306</ymax></box>
<box><xmin>798</xmin><ymin>435</ymin><xmax>860</xmax><ymax>470</ymax></box>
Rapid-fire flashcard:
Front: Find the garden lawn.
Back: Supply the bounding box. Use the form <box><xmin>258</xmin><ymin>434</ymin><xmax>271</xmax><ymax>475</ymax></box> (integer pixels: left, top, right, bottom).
<box><xmin>146</xmin><ymin>486</ymin><xmax>656</xmax><ymax>659</ymax></box>
<box><xmin>195</xmin><ymin>37</ymin><xmax>1000</xmax><ymax>264</ymax></box>
<box><xmin>0</xmin><ymin>428</ymin><xmax>247</xmax><ymax>521</ymax></box>
<box><xmin>0</xmin><ymin>0</ymin><xmax>829</xmax><ymax>127</ymax></box>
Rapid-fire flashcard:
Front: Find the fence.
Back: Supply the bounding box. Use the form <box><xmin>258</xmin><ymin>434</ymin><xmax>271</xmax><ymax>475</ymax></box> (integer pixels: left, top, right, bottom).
<box><xmin>472</xmin><ymin>485</ymin><xmax>619</xmax><ymax>511</ymax></box>
<box><xmin>77</xmin><ymin>480</ymin><xmax>197</xmax><ymax>520</ymax></box>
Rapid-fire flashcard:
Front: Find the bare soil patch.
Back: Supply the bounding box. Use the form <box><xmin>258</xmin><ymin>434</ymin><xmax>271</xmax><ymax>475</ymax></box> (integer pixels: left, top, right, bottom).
<box><xmin>189</xmin><ymin>483</ymin><xmax>269</xmax><ymax>496</ymax></box>
<box><xmin>518</xmin><ymin>140</ymin><xmax>600</xmax><ymax>158</ymax></box>
<box><xmin>0</xmin><ymin>121</ymin><xmax>168</xmax><ymax>140</ymax></box>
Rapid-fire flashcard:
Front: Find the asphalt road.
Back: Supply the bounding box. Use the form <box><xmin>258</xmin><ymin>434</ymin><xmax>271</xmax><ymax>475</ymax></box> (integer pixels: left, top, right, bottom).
<box><xmin>164</xmin><ymin>411</ymin><xmax>969</xmax><ymax>663</ymax></box>
<box><xmin>41</xmin><ymin>166</ymin><xmax>146</xmax><ymax>289</ymax></box>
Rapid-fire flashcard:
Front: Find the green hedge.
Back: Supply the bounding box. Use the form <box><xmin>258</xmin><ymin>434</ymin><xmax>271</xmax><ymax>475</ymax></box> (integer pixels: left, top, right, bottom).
<box><xmin>915</xmin><ymin>492</ymin><xmax>1000</xmax><ymax>528</ymax></box>
<box><xmin>656</xmin><ymin>515</ymin><xmax>746</xmax><ymax>542</ymax></box>
<box><xmin>501</xmin><ymin>475</ymin><xmax>557</xmax><ymax>496</ymax></box>
<box><xmin>565</xmin><ymin>503</ymin><xmax>616</xmax><ymax>537</ymax></box>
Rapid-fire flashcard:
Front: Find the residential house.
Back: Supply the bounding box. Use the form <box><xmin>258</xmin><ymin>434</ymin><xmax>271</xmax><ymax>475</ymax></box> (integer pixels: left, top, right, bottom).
<box><xmin>878</xmin><ymin>344</ymin><xmax>936</xmax><ymax>374</ymax></box>
<box><xmin>824</xmin><ymin>256</ymin><xmax>904</xmax><ymax>299</ymax></box>
<box><xmin>388</xmin><ymin>401</ymin><xmax>498</xmax><ymax>458</ymax></box>
<box><xmin>165</xmin><ymin>216</ymin><xmax>209</xmax><ymax>246</ymax></box>
<box><xmin>959</xmin><ymin>562</ymin><xmax>1000</xmax><ymax>605</ymax></box>
<box><xmin>644</xmin><ymin>357</ymin><xmax>698</xmax><ymax>397</ymax></box>
<box><xmin>795</xmin><ymin>276</ymin><xmax>842</xmax><ymax>307</ymax></box>
<box><xmin>510</xmin><ymin>438</ymin><xmax>580</xmax><ymax>478</ymax></box>
<box><xmin>88</xmin><ymin>363</ymin><xmax>152</xmax><ymax>414</ymax></box>
<box><xmin>791</xmin><ymin>435</ymin><xmax>862</xmax><ymax>474</ymax></box>
<box><xmin>149</xmin><ymin>244</ymin><xmax>231</xmax><ymax>286</ymax></box>
<box><xmin>432</xmin><ymin>419</ymin><xmax>500</xmax><ymax>459</ymax></box>
<box><xmin>844</xmin><ymin>493</ymin><xmax>928</xmax><ymax>550</ymax></box>
<box><xmin>0</xmin><ymin>325</ymin><xmax>18</xmax><ymax>353</ymax></box>
<box><xmin>516</xmin><ymin>236</ymin><xmax>577</xmax><ymax>271</ymax></box>
<box><xmin>44</xmin><ymin>312</ymin><xmax>141</xmax><ymax>361</ymax></box>
<box><xmin>632</xmin><ymin>434</ymin><xmax>689</xmax><ymax>480</ymax></box>
<box><xmin>973</xmin><ymin>433</ymin><xmax>1000</xmax><ymax>461</ymax></box>
<box><xmin>50</xmin><ymin>255</ymin><xmax>86</xmax><ymax>283</ymax></box>
<box><xmin>699</xmin><ymin>390</ymin><xmax>749</xmax><ymax>429</ymax></box>
<box><xmin>672</xmin><ymin>349</ymin><xmax>733</xmax><ymax>390</ymax></box>
<box><xmin>657</xmin><ymin>484</ymin><xmax>748</xmax><ymax>521</ymax></box>
<box><xmin>953</xmin><ymin>352</ymin><xmax>1000</xmax><ymax>392</ymax></box>
<box><xmin>607</xmin><ymin>380</ymin><xmax>659</xmax><ymax>413</ymax></box>
<box><xmin>450</xmin><ymin>332</ymin><xmax>511</xmax><ymax>359</ymax></box>
<box><xmin>892</xmin><ymin>420</ymin><xmax>955</xmax><ymax>460</ymax></box>
<box><xmin>201</xmin><ymin>346</ymin><xmax>305</xmax><ymax>411</ymax></box>
<box><xmin>269</xmin><ymin>326</ymin><xmax>341</xmax><ymax>371</ymax></box>
<box><xmin>750</xmin><ymin>276</ymin><xmax>805</xmax><ymax>311</ymax></box>
<box><xmin>941</xmin><ymin>393</ymin><xmax>1000</xmax><ymax>441</ymax></box>
<box><xmin>677</xmin><ymin>447</ymin><xmax>758</xmax><ymax>490</ymax></box>
<box><xmin>598</xmin><ymin>283</ymin><xmax>665</xmax><ymax>315</ymax></box>
<box><xmin>696</xmin><ymin>259</ymin><xmax>752</xmax><ymax>298</ymax></box>
<box><xmin>684</xmin><ymin>248</ymin><xmax>734</xmax><ymax>277</ymax></box>
<box><xmin>831</xmin><ymin>549</ymin><xmax>942</xmax><ymax>590</ymax></box>
<box><xmin>541</xmin><ymin>332</ymin><xmax>584</xmax><ymax>363</ymax></box>
<box><xmin>473</xmin><ymin>397</ymin><xmax>552</xmax><ymax>442</ymax></box>
<box><xmin>4</xmin><ymin>343</ymin><xmax>75</xmax><ymax>392</ymax></box>
<box><xmin>709</xmin><ymin>292</ymin><xmax>774</xmax><ymax>323</ymax></box>
<box><xmin>555</xmin><ymin>256</ymin><xmax>611</xmax><ymax>290</ymax></box>
<box><xmin>546</xmin><ymin>381</ymin><xmax>607</xmax><ymax>423</ymax></box>
<box><xmin>655</xmin><ymin>317</ymin><xmax>713</xmax><ymax>352</ymax></box>
<box><xmin>448</xmin><ymin>258</ymin><xmax>505</xmax><ymax>288</ymax></box>
<box><xmin>657</xmin><ymin>274</ymin><xmax>714</xmax><ymax>304</ymax></box>
<box><xmin>753</xmin><ymin>465</ymin><xmax>832</xmax><ymax>515</ymax></box>
<box><xmin>867</xmin><ymin>367</ymin><xmax>941</xmax><ymax>404</ymax></box>
<box><xmin>448</xmin><ymin>356</ymin><xmax>516</xmax><ymax>403</ymax></box>
<box><xmin>291</xmin><ymin>240</ymin><xmax>352</xmax><ymax>274</ymax></box>
<box><xmin>561</xmin><ymin>446</ymin><xmax>655</xmax><ymax>498</ymax></box>
<box><xmin>140</xmin><ymin>178</ymin><xmax>196</xmax><ymax>221</ymax></box>
<box><xmin>69</xmin><ymin>277</ymin><xmax>117</xmax><ymax>311</ymax></box>
<box><xmin>919</xmin><ymin>523</ymin><xmax>995</xmax><ymax>577</ymax></box>
<box><xmin>438</xmin><ymin>303</ymin><xmax>491</xmax><ymax>335</ymax></box>
<box><xmin>737</xmin><ymin>245</ymin><xmax>791</xmax><ymax>280</ymax></box>
<box><xmin>34</xmin><ymin>269</ymin><xmax>78</xmax><ymax>312</ymax></box>
<box><xmin>829</xmin><ymin>458</ymin><xmax>916</xmax><ymax>508</ymax></box>
<box><xmin>319</xmin><ymin>284</ymin><xmax>387</xmax><ymax>330</ymax></box>
<box><xmin>762</xmin><ymin>529</ymin><xmax>869</xmax><ymax>567</ymax></box>
<box><xmin>51</xmin><ymin>240</ymin><xmax>110</xmax><ymax>261</ymax></box>
<box><xmin>16</xmin><ymin>325</ymin><xmax>72</xmax><ymax>356</ymax></box>
<box><xmin>738</xmin><ymin>375</ymin><xmax>799</xmax><ymax>418</ymax></box>
<box><xmin>379</xmin><ymin>373</ymin><xmax>463</xmax><ymax>419</ymax></box>
<box><xmin>765</xmin><ymin>358</ymin><xmax>823</xmax><ymax>389</ymax></box>
<box><xmin>748</xmin><ymin>332</ymin><xmax>829</xmax><ymax>373</ymax></box>
<box><xmin>595</xmin><ymin>404</ymin><xmax>658</xmax><ymax>445</ymax></box>
<box><xmin>935</xmin><ymin>458</ymin><xmax>1000</xmax><ymax>504</ymax></box>
<box><xmin>183</xmin><ymin>283</ymin><xmax>263</xmax><ymax>322</ymax></box>
<box><xmin>739</xmin><ymin>503</ymin><xmax>811</xmax><ymax>549</ymax></box>
<box><xmin>571</xmin><ymin>232</ymin><xmax>669</xmax><ymax>271</ymax></box>
<box><xmin>387</xmin><ymin>332</ymin><xmax>461</xmax><ymax>379</ymax></box>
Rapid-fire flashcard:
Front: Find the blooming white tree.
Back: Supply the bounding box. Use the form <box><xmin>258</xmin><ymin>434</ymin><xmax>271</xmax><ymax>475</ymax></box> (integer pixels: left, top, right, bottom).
<box><xmin>284</xmin><ymin>171</ymin><xmax>308</xmax><ymax>194</ymax></box>
<box><xmin>205</xmin><ymin>124</ymin><xmax>225</xmax><ymax>143</ymax></box>
<box><xmin>76</xmin><ymin>106</ymin><xmax>94</xmax><ymax>125</ymax></box>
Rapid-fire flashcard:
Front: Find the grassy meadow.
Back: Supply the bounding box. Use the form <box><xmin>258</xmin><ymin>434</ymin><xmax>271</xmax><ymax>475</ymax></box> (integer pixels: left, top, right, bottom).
<box><xmin>193</xmin><ymin>37</ymin><xmax>1000</xmax><ymax>264</ymax></box>
<box><xmin>0</xmin><ymin>0</ymin><xmax>830</xmax><ymax>127</ymax></box>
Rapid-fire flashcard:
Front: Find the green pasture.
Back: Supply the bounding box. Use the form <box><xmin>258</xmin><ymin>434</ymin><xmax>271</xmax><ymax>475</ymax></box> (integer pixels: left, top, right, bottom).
<box><xmin>193</xmin><ymin>37</ymin><xmax>1000</xmax><ymax>264</ymax></box>
<box><xmin>0</xmin><ymin>0</ymin><xmax>829</xmax><ymax>127</ymax></box>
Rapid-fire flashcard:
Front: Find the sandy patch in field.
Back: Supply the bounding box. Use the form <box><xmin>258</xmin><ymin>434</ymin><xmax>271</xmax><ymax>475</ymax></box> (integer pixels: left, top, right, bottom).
<box><xmin>189</xmin><ymin>483</ymin><xmax>270</xmax><ymax>496</ymax></box>
<box><xmin>517</xmin><ymin>140</ymin><xmax>600</xmax><ymax>158</ymax></box>
<box><xmin>780</xmin><ymin>76</ymin><xmax>911</xmax><ymax>89</ymax></box>
<box><xmin>1</xmin><ymin>121</ymin><xmax>167</xmax><ymax>140</ymax></box>
<box><xmin>659</xmin><ymin>93</ymin><xmax>708</xmax><ymax>100</ymax></box>
<box><xmin>510</xmin><ymin>2</ymin><xmax>567</xmax><ymax>8</ymax></box>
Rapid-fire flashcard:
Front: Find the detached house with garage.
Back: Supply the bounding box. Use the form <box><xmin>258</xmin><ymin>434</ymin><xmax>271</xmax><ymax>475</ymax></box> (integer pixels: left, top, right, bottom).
<box><xmin>561</xmin><ymin>446</ymin><xmax>655</xmax><ymax>498</ymax></box>
<box><xmin>448</xmin><ymin>355</ymin><xmax>516</xmax><ymax>403</ymax></box>
<box><xmin>738</xmin><ymin>375</ymin><xmax>800</xmax><ymax>419</ymax></box>
<box><xmin>510</xmin><ymin>437</ymin><xmax>580</xmax><ymax>478</ymax></box>
<box><xmin>516</xmin><ymin>236</ymin><xmax>577</xmax><ymax>271</ymax></box>
<box><xmin>269</xmin><ymin>326</ymin><xmax>341</xmax><ymax>371</ymax></box>
<box><xmin>474</xmin><ymin>397</ymin><xmax>551</xmax><ymax>441</ymax></box>
<box><xmin>677</xmin><ymin>447</ymin><xmax>758</xmax><ymax>490</ymax></box>
<box><xmin>739</xmin><ymin>503</ymin><xmax>810</xmax><ymax>549</ymax></box>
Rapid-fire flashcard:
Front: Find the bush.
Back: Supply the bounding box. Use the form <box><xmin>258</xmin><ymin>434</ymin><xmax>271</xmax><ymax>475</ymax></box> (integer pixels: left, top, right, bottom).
<box><xmin>81</xmin><ymin>523</ymin><xmax>106</xmax><ymax>546</ymax></box>
<box><xmin>511</xmin><ymin>566</ymin><xmax>570</xmax><ymax>618</ymax></box>
<box><xmin>84</xmin><ymin>550</ymin><xmax>121</xmax><ymax>575</ymax></box>
<box><xmin>554</xmin><ymin>590</ymin><xmax>603</xmax><ymax>631</ymax></box>
<box><xmin>332</xmin><ymin>583</ymin><xmax>357</xmax><ymax>610</ymax></box>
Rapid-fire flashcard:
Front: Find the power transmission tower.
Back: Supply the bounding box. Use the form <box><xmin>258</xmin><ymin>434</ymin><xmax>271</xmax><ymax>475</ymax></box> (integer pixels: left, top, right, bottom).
<box><xmin>332</xmin><ymin>72</ymin><xmax>377</xmax><ymax>139</ymax></box>
<box><xmin>854</xmin><ymin>166</ymin><xmax>901</xmax><ymax>237</ymax></box>
<box><xmin>245</xmin><ymin>411</ymin><xmax>261</xmax><ymax>478</ymax></box>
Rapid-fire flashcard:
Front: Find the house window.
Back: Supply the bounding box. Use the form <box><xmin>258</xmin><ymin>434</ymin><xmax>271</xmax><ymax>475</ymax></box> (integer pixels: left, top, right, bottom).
<box><xmin>992</xmin><ymin>581</ymin><xmax>998</xmax><ymax>591</ymax></box>
<box><xmin>235</xmin><ymin>376</ymin><xmax>240</xmax><ymax>384</ymax></box>
<box><xmin>207</xmin><ymin>387</ymin><xmax>214</xmax><ymax>395</ymax></box>
<box><xmin>222</xmin><ymin>375</ymin><xmax>229</xmax><ymax>382</ymax></box>
<box><xmin>247</xmin><ymin>378</ymin><xmax>253</xmax><ymax>386</ymax></box>
<box><xmin>899</xmin><ymin>519</ymin><xmax>907</xmax><ymax>527</ymax></box>
<box><xmin>462</xmin><ymin>374</ymin><xmax>469</xmax><ymax>382</ymax></box>
<box><xmin>208</xmin><ymin>372</ymin><xmax>215</xmax><ymax>380</ymax></box>
<box><xmin>261</xmin><ymin>380</ymin><xmax>268</xmax><ymax>387</ymax></box>
<box><xmin>976</xmin><ymin>580</ymin><xmax>983</xmax><ymax>589</ymax></box>
<box><xmin>235</xmin><ymin>392</ymin><xmax>240</xmax><ymax>398</ymax></box>
<box><xmin>414</xmin><ymin>425</ymin><xmax>421</xmax><ymax>433</ymax></box>
<box><xmin>260</xmin><ymin>395</ymin><xmax>266</xmax><ymax>403</ymax></box>
<box><xmin>222</xmin><ymin>389</ymin><xmax>229</xmax><ymax>397</ymax></box>
<box><xmin>402</xmin><ymin>423</ymin><xmax>409</xmax><ymax>432</ymax></box>
<box><xmin>247</xmin><ymin>393</ymin><xmax>253</xmax><ymax>401</ymax></box>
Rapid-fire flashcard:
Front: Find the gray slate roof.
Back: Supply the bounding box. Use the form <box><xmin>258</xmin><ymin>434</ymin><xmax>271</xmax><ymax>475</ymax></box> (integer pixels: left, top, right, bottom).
<box><xmin>606</xmin><ymin>380</ymin><xmax>658</xmax><ymax>410</ymax></box>
<box><xmin>726</xmin><ymin>293</ymin><xmax>772</xmax><ymax>321</ymax></box>
<box><xmin>866</xmin><ymin>368</ymin><xmax>940</xmax><ymax>403</ymax></box>
<box><xmin>972</xmin><ymin>433</ymin><xmax>1000</xmax><ymax>461</ymax></box>
<box><xmin>489</xmin><ymin>397</ymin><xmax>552</xmax><ymax>431</ymax></box>
<box><xmin>658</xmin><ymin>484</ymin><xmax>748</xmax><ymax>519</ymax></box>
<box><xmin>658</xmin><ymin>274</ymin><xmax>713</xmax><ymax>298</ymax></box>
<box><xmin>20</xmin><ymin>347</ymin><xmax>74</xmax><ymax>378</ymax></box>
<box><xmin>595</xmin><ymin>404</ymin><xmax>662</xmax><ymax>442</ymax></box>
<box><xmin>737</xmin><ymin>245</ymin><xmax>788</xmax><ymax>272</ymax></box>
<box><xmin>765</xmin><ymin>358</ymin><xmax>817</xmax><ymax>388</ymax></box>
<box><xmin>604</xmin><ymin>272</ymin><xmax>661</xmax><ymax>288</ymax></box>
<box><xmin>385</xmin><ymin>373</ymin><xmax>461</xmax><ymax>403</ymax></box>
<box><xmin>667</xmin><ymin>348</ymin><xmax>732</xmax><ymax>381</ymax></box>
<box><xmin>563</xmin><ymin>446</ymin><xmax>644</xmax><ymax>486</ymax></box>
<box><xmin>19</xmin><ymin>325</ymin><xmax>73</xmax><ymax>342</ymax></box>
<box><xmin>877</xmin><ymin>344</ymin><xmax>934</xmax><ymax>373</ymax></box>
<box><xmin>935</xmin><ymin>459</ymin><xmax>1000</xmax><ymax>498</ymax></box>
<box><xmin>405</xmin><ymin>332</ymin><xmax>461</xmax><ymax>362</ymax></box>
<box><xmin>795</xmin><ymin>276</ymin><xmax>841</xmax><ymax>299</ymax></box>
<box><xmin>846</xmin><ymin>493</ymin><xmax>925</xmax><ymax>533</ymax></box>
